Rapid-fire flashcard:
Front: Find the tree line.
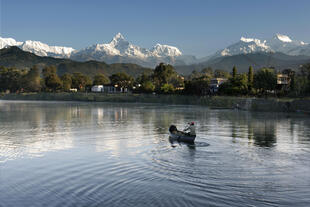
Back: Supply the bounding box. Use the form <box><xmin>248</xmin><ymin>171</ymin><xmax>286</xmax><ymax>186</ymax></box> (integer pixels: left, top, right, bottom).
<box><xmin>191</xmin><ymin>65</ymin><xmax>310</xmax><ymax>97</ymax></box>
<box><xmin>0</xmin><ymin>65</ymin><xmax>132</xmax><ymax>93</ymax></box>
<box><xmin>1</xmin><ymin>63</ymin><xmax>310</xmax><ymax>97</ymax></box>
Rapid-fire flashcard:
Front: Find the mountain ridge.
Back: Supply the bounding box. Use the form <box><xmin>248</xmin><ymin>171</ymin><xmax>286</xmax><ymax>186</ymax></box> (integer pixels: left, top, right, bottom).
<box><xmin>1</xmin><ymin>33</ymin><xmax>310</xmax><ymax>71</ymax></box>
<box><xmin>0</xmin><ymin>46</ymin><xmax>152</xmax><ymax>78</ymax></box>
<box><xmin>0</xmin><ymin>33</ymin><xmax>187</xmax><ymax>67</ymax></box>
<box><xmin>210</xmin><ymin>34</ymin><xmax>310</xmax><ymax>60</ymax></box>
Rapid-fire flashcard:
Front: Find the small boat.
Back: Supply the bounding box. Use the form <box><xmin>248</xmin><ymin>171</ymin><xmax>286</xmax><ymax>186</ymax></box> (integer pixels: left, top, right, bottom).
<box><xmin>169</xmin><ymin>125</ymin><xmax>196</xmax><ymax>143</ymax></box>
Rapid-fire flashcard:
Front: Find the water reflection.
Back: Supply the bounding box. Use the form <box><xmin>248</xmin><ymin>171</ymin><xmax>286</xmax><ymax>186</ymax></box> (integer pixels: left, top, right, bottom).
<box><xmin>1</xmin><ymin>101</ymin><xmax>310</xmax><ymax>206</ymax></box>
<box><xmin>1</xmin><ymin>101</ymin><xmax>310</xmax><ymax>161</ymax></box>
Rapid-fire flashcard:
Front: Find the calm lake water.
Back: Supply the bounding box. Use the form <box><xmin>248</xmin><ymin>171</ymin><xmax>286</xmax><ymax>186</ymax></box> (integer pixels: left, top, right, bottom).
<box><xmin>0</xmin><ymin>100</ymin><xmax>310</xmax><ymax>207</ymax></box>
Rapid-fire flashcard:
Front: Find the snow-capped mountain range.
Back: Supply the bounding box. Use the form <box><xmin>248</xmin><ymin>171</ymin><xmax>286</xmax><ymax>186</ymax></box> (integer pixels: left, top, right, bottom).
<box><xmin>0</xmin><ymin>33</ymin><xmax>310</xmax><ymax>68</ymax></box>
<box><xmin>0</xmin><ymin>37</ymin><xmax>75</xmax><ymax>58</ymax></box>
<box><xmin>72</xmin><ymin>33</ymin><xmax>182</xmax><ymax>59</ymax></box>
<box><xmin>69</xmin><ymin>33</ymin><xmax>187</xmax><ymax>66</ymax></box>
<box><xmin>0</xmin><ymin>33</ymin><xmax>187</xmax><ymax>67</ymax></box>
<box><xmin>211</xmin><ymin>34</ymin><xmax>310</xmax><ymax>59</ymax></box>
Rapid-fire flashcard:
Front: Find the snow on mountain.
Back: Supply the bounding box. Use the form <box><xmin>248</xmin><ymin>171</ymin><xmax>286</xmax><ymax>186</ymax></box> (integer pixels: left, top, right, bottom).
<box><xmin>0</xmin><ymin>37</ymin><xmax>75</xmax><ymax>58</ymax></box>
<box><xmin>73</xmin><ymin>33</ymin><xmax>182</xmax><ymax>60</ymax></box>
<box><xmin>70</xmin><ymin>33</ymin><xmax>183</xmax><ymax>67</ymax></box>
<box><xmin>0</xmin><ymin>33</ymin><xmax>183</xmax><ymax>67</ymax></box>
<box><xmin>150</xmin><ymin>43</ymin><xmax>182</xmax><ymax>57</ymax></box>
<box><xmin>21</xmin><ymin>40</ymin><xmax>75</xmax><ymax>58</ymax></box>
<box><xmin>267</xmin><ymin>34</ymin><xmax>308</xmax><ymax>56</ymax></box>
<box><xmin>211</xmin><ymin>36</ymin><xmax>271</xmax><ymax>59</ymax></box>
<box><xmin>274</xmin><ymin>34</ymin><xmax>292</xmax><ymax>42</ymax></box>
<box><xmin>2</xmin><ymin>33</ymin><xmax>309</xmax><ymax>68</ymax></box>
<box><xmin>0</xmin><ymin>37</ymin><xmax>23</xmax><ymax>48</ymax></box>
<box><xmin>209</xmin><ymin>34</ymin><xmax>310</xmax><ymax>61</ymax></box>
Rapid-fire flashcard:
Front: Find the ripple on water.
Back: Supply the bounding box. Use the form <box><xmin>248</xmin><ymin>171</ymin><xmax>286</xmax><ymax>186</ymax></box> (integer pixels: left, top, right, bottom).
<box><xmin>1</xmin><ymin>101</ymin><xmax>310</xmax><ymax>207</ymax></box>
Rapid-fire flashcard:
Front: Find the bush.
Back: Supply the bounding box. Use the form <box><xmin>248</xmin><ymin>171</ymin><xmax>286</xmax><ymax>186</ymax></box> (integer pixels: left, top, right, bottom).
<box><xmin>160</xmin><ymin>83</ymin><xmax>175</xmax><ymax>94</ymax></box>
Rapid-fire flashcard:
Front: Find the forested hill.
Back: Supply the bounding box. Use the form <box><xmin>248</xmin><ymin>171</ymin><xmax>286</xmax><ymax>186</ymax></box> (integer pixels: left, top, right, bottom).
<box><xmin>0</xmin><ymin>46</ymin><xmax>153</xmax><ymax>78</ymax></box>
<box><xmin>175</xmin><ymin>52</ymin><xmax>310</xmax><ymax>75</ymax></box>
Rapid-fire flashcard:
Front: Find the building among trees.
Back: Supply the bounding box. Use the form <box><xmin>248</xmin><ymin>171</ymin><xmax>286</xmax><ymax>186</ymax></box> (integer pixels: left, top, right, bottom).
<box><xmin>209</xmin><ymin>78</ymin><xmax>227</xmax><ymax>93</ymax></box>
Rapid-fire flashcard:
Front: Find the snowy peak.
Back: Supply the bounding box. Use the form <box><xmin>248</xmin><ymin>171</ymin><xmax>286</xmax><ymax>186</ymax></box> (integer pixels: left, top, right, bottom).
<box><xmin>213</xmin><ymin>36</ymin><xmax>271</xmax><ymax>58</ymax></box>
<box><xmin>151</xmin><ymin>43</ymin><xmax>182</xmax><ymax>57</ymax></box>
<box><xmin>239</xmin><ymin>37</ymin><xmax>269</xmax><ymax>50</ymax></box>
<box><xmin>213</xmin><ymin>33</ymin><xmax>310</xmax><ymax>59</ymax></box>
<box><xmin>0</xmin><ymin>37</ymin><xmax>23</xmax><ymax>48</ymax></box>
<box><xmin>274</xmin><ymin>34</ymin><xmax>292</xmax><ymax>42</ymax></box>
<box><xmin>0</xmin><ymin>37</ymin><xmax>75</xmax><ymax>58</ymax></box>
<box><xmin>21</xmin><ymin>40</ymin><xmax>75</xmax><ymax>58</ymax></box>
<box><xmin>269</xmin><ymin>33</ymin><xmax>306</xmax><ymax>46</ymax></box>
<box><xmin>113</xmin><ymin>32</ymin><xmax>125</xmax><ymax>41</ymax></box>
<box><xmin>73</xmin><ymin>33</ymin><xmax>182</xmax><ymax>61</ymax></box>
<box><xmin>109</xmin><ymin>32</ymin><xmax>128</xmax><ymax>47</ymax></box>
<box><xmin>267</xmin><ymin>34</ymin><xmax>309</xmax><ymax>55</ymax></box>
<box><xmin>240</xmin><ymin>37</ymin><xmax>260</xmax><ymax>43</ymax></box>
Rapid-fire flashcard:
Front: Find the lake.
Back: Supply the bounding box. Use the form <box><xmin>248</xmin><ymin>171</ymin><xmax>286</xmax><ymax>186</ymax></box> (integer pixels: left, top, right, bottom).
<box><xmin>0</xmin><ymin>100</ymin><xmax>310</xmax><ymax>207</ymax></box>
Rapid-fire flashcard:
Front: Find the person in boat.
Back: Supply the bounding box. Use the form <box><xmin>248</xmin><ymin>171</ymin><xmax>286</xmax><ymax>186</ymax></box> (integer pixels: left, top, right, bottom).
<box><xmin>184</xmin><ymin>122</ymin><xmax>196</xmax><ymax>136</ymax></box>
<box><xmin>169</xmin><ymin>125</ymin><xmax>183</xmax><ymax>135</ymax></box>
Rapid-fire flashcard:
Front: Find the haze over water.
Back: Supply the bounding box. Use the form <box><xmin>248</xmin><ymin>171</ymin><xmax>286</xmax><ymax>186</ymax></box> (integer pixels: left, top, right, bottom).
<box><xmin>0</xmin><ymin>101</ymin><xmax>310</xmax><ymax>207</ymax></box>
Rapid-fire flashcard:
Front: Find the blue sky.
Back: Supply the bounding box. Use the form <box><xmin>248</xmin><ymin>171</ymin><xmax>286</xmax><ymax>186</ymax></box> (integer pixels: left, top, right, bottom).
<box><xmin>1</xmin><ymin>0</ymin><xmax>310</xmax><ymax>57</ymax></box>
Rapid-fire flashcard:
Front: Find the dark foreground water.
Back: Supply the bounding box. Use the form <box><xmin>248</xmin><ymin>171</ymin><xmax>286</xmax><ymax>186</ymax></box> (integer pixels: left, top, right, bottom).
<box><xmin>0</xmin><ymin>100</ymin><xmax>310</xmax><ymax>207</ymax></box>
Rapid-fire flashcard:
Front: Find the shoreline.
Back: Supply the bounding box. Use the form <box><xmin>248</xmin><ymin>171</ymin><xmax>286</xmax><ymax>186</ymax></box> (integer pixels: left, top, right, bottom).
<box><xmin>1</xmin><ymin>92</ymin><xmax>310</xmax><ymax>113</ymax></box>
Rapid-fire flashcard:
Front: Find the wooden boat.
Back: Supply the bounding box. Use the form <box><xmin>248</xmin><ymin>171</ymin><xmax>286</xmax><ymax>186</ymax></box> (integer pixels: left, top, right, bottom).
<box><xmin>169</xmin><ymin>132</ymin><xmax>196</xmax><ymax>143</ymax></box>
<box><xmin>169</xmin><ymin>125</ymin><xmax>196</xmax><ymax>143</ymax></box>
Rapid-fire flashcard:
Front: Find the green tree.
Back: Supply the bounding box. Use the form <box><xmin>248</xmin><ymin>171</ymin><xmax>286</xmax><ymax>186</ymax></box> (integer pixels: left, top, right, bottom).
<box><xmin>219</xmin><ymin>73</ymin><xmax>248</xmax><ymax>95</ymax></box>
<box><xmin>201</xmin><ymin>67</ymin><xmax>214</xmax><ymax>77</ymax></box>
<box><xmin>169</xmin><ymin>75</ymin><xmax>185</xmax><ymax>89</ymax></box>
<box><xmin>294</xmin><ymin>75</ymin><xmax>308</xmax><ymax>95</ymax></box>
<box><xmin>42</xmin><ymin>65</ymin><xmax>57</xmax><ymax>77</ymax></box>
<box><xmin>214</xmin><ymin>69</ymin><xmax>231</xmax><ymax>79</ymax></box>
<box><xmin>93</xmin><ymin>73</ymin><xmax>110</xmax><ymax>85</ymax></box>
<box><xmin>72</xmin><ymin>72</ymin><xmax>92</xmax><ymax>91</ymax></box>
<box><xmin>248</xmin><ymin>66</ymin><xmax>254</xmax><ymax>91</ymax></box>
<box><xmin>42</xmin><ymin>66</ymin><xmax>62</xmax><ymax>92</ymax></box>
<box><xmin>253</xmin><ymin>68</ymin><xmax>277</xmax><ymax>95</ymax></box>
<box><xmin>282</xmin><ymin>69</ymin><xmax>296</xmax><ymax>92</ymax></box>
<box><xmin>232</xmin><ymin>66</ymin><xmax>237</xmax><ymax>79</ymax></box>
<box><xmin>0</xmin><ymin>67</ymin><xmax>25</xmax><ymax>92</ymax></box>
<box><xmin>153</xmin><ymin>63</ymin><xmax>178</xmax><ymax>89</ymax></box>
<box><xmin>160</xmin><ymin>83</ymin><xmax>175</xmax><ymax>94</ymax></box>
<box><xmin>188</xmin><ymin>70</ymin><xmax>201</xmax><ymax>80</ymax></box>
<box><xmin>189</xmin><ymin>68</ymin><xmax>213</xmax><ymax>81</ymax></box>
<box><xmin>134</xmin><ymin>73</ymin><xmax>156</xmax><ymax>93</ymax></box>
<box><xmin>136</xmin><ymin>72</ymin><xmax>151</xmax><ymax>84</ymax></box>
<box><xmin>23</xmin><ymin>66</ymin><xmax>41</xmax><ymax>92</ymax></box>
<box><xmin>142</xmin><ymin>81</ymin><xmax>155</xmax><ymax>93</ymax></box>
<box><xmin>298</xmin><ymin>64</ymin><xmax>310</xmax><ymax>94</ymax></box>
<box><xmin>184</xmin><ymin>77</ymin><xmax>210</xmax><ymax>95</ymax></box>
<box><xmin>45</xmin><ymin>74</ymin><xmax>62</xmax><ymax>92</ymax></box>
<box><xmin>109</xmin><ymin>72</ymin><xmax>134</xmax><ymax>88</ymax></box>
<box><xmin>60</xmin><ymin>73</ymin><xmax>72</xmax><ymax>91</ymax></box>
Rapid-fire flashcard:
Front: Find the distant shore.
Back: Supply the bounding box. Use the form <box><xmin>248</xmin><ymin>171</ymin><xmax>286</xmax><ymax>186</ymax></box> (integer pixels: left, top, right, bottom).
<box><xmin>1</xmin><ymin>92</ymin><xmax>310</xmax><ymax>113</ymax></box>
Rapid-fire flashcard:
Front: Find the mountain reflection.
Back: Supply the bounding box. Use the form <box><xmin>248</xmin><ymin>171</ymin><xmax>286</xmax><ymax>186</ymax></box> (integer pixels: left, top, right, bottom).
<box><xmin>0</xmin><ymin>101</ymin><xmax>310</xmax><ymax>162</ymax></box>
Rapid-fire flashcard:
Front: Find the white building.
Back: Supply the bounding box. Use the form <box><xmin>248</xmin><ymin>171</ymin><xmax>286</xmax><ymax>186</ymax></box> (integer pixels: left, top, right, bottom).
<box><xmin>91</xmin><ymin>85</ymin><xmax>118</xmax><ymax>93</ymax></box>
<box><xmin>209</xmin><ymin>78</ymin><xmax>227</xmax><ymax>93</ymax></box>
<box><xmin>91</xmin><ymin>85</ymin><xmax>104</xmax><ymax>92</ymax></box>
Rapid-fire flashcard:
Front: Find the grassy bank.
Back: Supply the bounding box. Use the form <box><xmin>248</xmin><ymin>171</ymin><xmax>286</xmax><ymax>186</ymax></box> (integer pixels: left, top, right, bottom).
<box><xmin>1</xmin><ymin>92</ymin><xmax>310</xmax><ymax>113</ymax></box>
